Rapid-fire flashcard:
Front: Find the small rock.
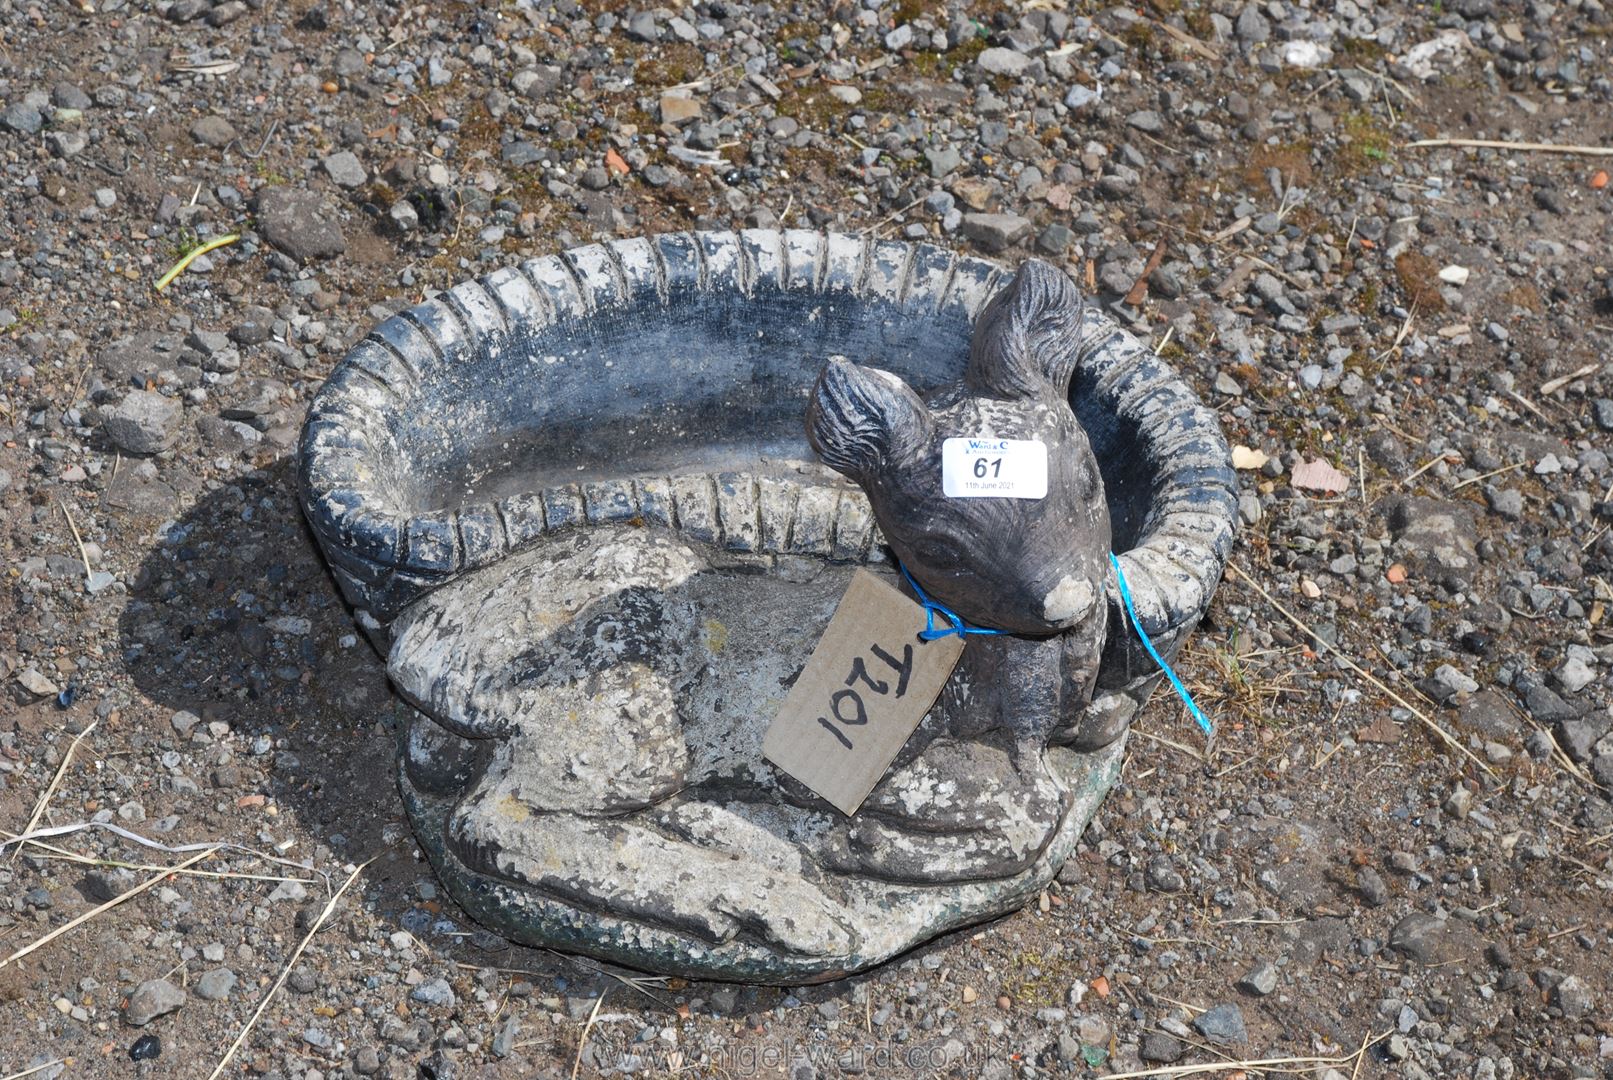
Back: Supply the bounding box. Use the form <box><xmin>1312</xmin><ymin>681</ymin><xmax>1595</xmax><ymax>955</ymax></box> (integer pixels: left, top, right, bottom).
<box><xmin>267</xmin><ymin>879</ymin><xmax>307</xmax><ymax>903</ymax></box>
<box><xmin>977</xmin><ymin>47</ymin><xmax>1032</xmax><ymax>77</ymax></box>
<box><xmin>1065</xmin><ymin>85</ymin><xmax>1100</xmax><ymax>110</ymax></box>
<box><xmin>925</xmin><ymin>145</ymin><xmax>962</xmax><ymax>179</ymax></box>
<box><xmin>1444</xmin><ymin>784</ymin><xmax>1473</xmax><ymax>819</ymax></box>
<box><xmin>124</xmin><ymin>979</ymin><xmax>185</xmax><ymax>1026</ymax></box>
<box><xmin>1036</xmin><ymin>224</ymin><xmax>1073</xmax><ymax>256</ymax></box>
<box><xmin>45</xmin><ymin>131</ymin><xmax>87</xmax><ymax>158</ymax></box>
<box><xmin>1282</xmin><ymin>39</ymin><xmax>1331</xmax><ymax>67</ymax></box>
<box><xmin>1551</xmin><ymin>974</ymin><xmax>1593</xmax><ymax>1017</ymax></box>
<box><xmin>1146</xmin><ymin>856</ymin><xmax>1184</xmax><ymax>892</ymax></box>
<box><xmin>207</xmin><ymin>0</ymin><xmax>247</xmax><ymax>25</ymax></box>
<box><xmin>256</xmin><ymin>186</ymin><xmax>346</xmax><ymax>262</ymax></box>
<box><xmin>1192</xmin><ymin>1003</ymin><xmax>1248</xmax><ymax>1046</ymax></box>
<box><xmin>1524</xmin><ymin>682</ymin><xmax>1580</xmax><ymax>724</ymax></box>
<box><xmin>1485</xmin><ymin>487</ymin><xmax>1524</xmax><ymax>520</ymax></box>
<box><xmin>624</xmin><ymin>11</ymin><xmax>660</xmax><ymax>41</ymax></box>
<box><xmin>492</xmin><ymin>1015</ymin><xmax>521</xmax><ymax>1058</ymax></box>
<box><xmin>1388</xmin><ymin>913</ymin><xmax>1448</xmax><ymax>964</ymax></box>
<box><xmin>410</xmin><ymin>978</ymin><xmax>456</xmax><ymax>1008</ymax></box>
<box><xmin>102</xmin><ymin>390</ymin><xmax>182</xmax><ymax>455</ymax></box>
<box><xmin>51</xmin><ymin>82</ymin><xmax>92</xmax><ymax>111</ymax></box>
<box><xmin>189</xmin><ymin>115</ymin><xmax>237</xmax><ymax>148</ymax></box>
<box><xmin>512</xmin><ymin>65</ymin><xmax>563</xmax><ymax>100</ymax></box>
<box><xmin>1558</xmin><ymin>714</ymin><xmax>1611</xmax><ymax>762</ymax></box>
<box><xmin>1554</xmin><ymin>656</ymin><xmax>1596</xmax><ymax>694</ymax></box>
<box><xmin>960</xmin><ymin>212</ymin><xmax>1032</xmax><ymax>253</ymax></box>
<box><xmin>1431</xmin><ymin>664</ymin><xmax>1479</xmax><ymax>697</ymax></box>
<box><xmin>16</xmin><ymin>668</ymin><xmax>59</xmax><ymax>699</ymax></box>
<box><xmin>1359</xmin><ymin>867</ymin><xmax>1390</xmax><ymax>908</ymax></box>
<box><xmin>659</xmin><ymin>93</ymin><xmax>701</xmax><ymax>124</ymax></box>
<box><xmin>83</xmin><ymin>869</ymin><xmax>135</xmax><ymax>902</ymax></box>
<box><xmin>1236</xmin><ymin>962</ymin><xmax>1278</xmax><ymax>996</ymax></box>
<box><xmin>323</xmin><ymin>150</ymin><xmax>367</xmax><ymax>189</ymax></box>
<box><xmin>195</xmin><ymin>969</ymin><xmax>237</xmax><ymax>1001</ymax></box>
<box><xmin>1140</xmin><ymin>1032</ymin><xmax>1184</xmax><ymax>1063</ymax></box>
<box><xmin>1126</xmin><ymin>110</ymin><xmax>1164</xmax><ymax>133</ymax></box>
<box><xmin>1236</xmin><ymin>3</ymin><xmax>1271</xmax><ymax>42</ymax></box>
<box><xmin>389</xmin><ymin>199</ymin><xmax>419</xmax><ymax>232</ymax></box>
<box><xmin>0</xmin><ymin>102</ymin><xmax>44</xmax><ymax>136</ymax></box>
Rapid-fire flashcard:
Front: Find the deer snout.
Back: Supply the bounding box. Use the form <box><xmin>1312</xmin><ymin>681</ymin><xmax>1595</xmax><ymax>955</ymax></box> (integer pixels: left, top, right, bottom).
<box><xmin>1041</xmin><ymin>575</ymin><xmax>1097</xmax><ymax>627</ymax></box>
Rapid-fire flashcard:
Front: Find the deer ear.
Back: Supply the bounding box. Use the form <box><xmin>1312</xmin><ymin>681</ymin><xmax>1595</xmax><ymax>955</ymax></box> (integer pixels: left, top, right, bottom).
<box><xmin>807</xmin><ymin>357</ymin><xmax>932</xmax><ymax>483</ymax></box>
<box><xmin>966</xmin><ymin>259</ymin><xmax>1088</xmax><ymax>400</ymax></box>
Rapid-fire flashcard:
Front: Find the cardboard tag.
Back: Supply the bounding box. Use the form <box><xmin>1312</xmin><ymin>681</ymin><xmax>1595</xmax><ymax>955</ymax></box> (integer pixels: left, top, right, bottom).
<box><xmin>941</xmin><ymin>437</ymin><xmax>1048</xmax><ymax>499</ymax></box>
<box><xmin>763</xmin><ymin>569</ymin><xmax>965</xmax><ymax>816</ymax></box>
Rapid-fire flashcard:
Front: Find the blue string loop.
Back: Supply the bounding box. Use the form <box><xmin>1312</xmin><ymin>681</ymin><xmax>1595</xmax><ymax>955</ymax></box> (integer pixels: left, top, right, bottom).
<box><xmin>1109</xmin><ymin>552</ymin><xmax>1214</xmax><ymax>736</ymax></box>
<box><xmin>897</xmin><ymin>564</ymin><xmax>1010</xmax><ymax>642</ymax></box>
<box><xmin>897</xmin><ymin>556</ymin><xmax>1213</xmax><ymax>738</ymax></box>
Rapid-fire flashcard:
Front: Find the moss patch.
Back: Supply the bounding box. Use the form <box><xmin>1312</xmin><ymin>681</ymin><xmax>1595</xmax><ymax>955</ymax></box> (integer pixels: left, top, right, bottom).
<box><xmin>1242</xmin><ymin>142</ymin><xmax>1315</xmax><ymax>191</ymax></box>
<box><xmin>1394</xmin><ymin>251</ymin><xmax>1447</xmax><ymax>312</ymax></box>
<box><xmin>1338</xmin><ymin>111</ymin><xmax>1394</xmax><ymax>174</ymax></box>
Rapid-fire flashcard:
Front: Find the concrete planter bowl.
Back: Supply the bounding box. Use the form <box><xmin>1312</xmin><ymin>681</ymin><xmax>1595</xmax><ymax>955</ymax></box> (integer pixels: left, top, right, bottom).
<box><xmin>299</xmin><ymin>230</ymin><xmax>1235</xmax><ymax>983</ymax></box>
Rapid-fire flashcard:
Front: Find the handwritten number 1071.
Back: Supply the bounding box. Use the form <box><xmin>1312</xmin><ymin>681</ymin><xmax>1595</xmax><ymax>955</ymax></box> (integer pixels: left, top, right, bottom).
<box><xmin>815</xmin><ymin>643</ymin><xmax>914</xmax><ymax>751</ymax></box>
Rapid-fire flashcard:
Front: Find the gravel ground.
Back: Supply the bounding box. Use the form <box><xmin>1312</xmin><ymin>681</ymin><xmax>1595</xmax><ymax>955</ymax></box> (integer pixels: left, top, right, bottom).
<box><xmin>3</xmin><ymin>0</ymin><xmax>1613</xmax><ymax>1076</ymax></box>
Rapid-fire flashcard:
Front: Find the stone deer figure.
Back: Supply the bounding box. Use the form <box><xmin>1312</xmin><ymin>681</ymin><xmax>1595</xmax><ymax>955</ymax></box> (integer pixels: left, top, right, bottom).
<box><xmin>801</xmin><ymin>259</ymin><xmax>1118</xmax><ymax>882</ymax></box>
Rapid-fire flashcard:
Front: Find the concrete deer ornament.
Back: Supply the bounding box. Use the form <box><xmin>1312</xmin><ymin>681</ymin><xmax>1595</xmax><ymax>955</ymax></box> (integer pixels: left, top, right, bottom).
<box><xmin>298</xmin><ymin>229</ymin><xmax>1238</xmax><ymax>983</ymax></box>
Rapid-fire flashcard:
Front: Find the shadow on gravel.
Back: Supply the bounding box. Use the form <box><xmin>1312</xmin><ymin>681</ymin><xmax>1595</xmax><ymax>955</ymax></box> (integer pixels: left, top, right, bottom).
<box><xmin>114</xmin><ymin>454</ymin><xmax>912</xmax><ymax>1017</ymax></box>
<box><xmin>116</xmin><ymin>456</ymin><xmax>414</xmax><ymax>885</ymax></box>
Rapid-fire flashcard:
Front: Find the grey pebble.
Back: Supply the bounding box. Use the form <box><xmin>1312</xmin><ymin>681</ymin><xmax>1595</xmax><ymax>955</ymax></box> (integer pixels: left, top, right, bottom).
<box><xmin>1192</xmin><ymin>1003</ymin><xmax>1248</xmax><ymax>1046</ymax></box>
<box><xmin>256</xmin><ymin>186</ymin><xmax>346</xmax><ymax>262</ymax></box>
<box><xmin>977</xmin><ymin>47</ymin><xmax>1032</xmax><ymax>76</ymax></box>
<box><xmin>0</xmin><ymin>102</ymin><xmax>43</xmax><ymax>135</ymax></box>
<box><xmin>960</xmin><ymin>213</ymin><xmax>1032</xmax><ymax>253</ymax></box>
<box><xmin>102</xmin><ymin>390</ymin><xmax>182</xmax><ymax>455</ymax></box>
<box><xmin>1237</xmin><ymin>962</ymin><xmax>1278</xmax><ymax>996</ymax></box>
<box><xmin>195</xmin><ymin>968</ymin><xmax>237</xmax><ymax>1001</ymax></box>
<box><xmin>323</xmin><ymin>151</ymin><xmax>368</xmax><ymax>189</ymax></box>
<box><xmin>410</xmin><ymin>977</ymin><xmax>457</xmax><ymax>1008</ymax></box>
<box><xmin>124</xmin><ymin>979</ymin><xmax>185</xmax><ymax>1026</ymax></box>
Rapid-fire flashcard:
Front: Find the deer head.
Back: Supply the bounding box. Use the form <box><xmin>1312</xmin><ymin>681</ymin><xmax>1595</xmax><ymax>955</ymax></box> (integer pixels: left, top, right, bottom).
<box><xmin>807</xmin><ymin>259</ymin><xmax>1112</xmax><ymax>636</ymax></box>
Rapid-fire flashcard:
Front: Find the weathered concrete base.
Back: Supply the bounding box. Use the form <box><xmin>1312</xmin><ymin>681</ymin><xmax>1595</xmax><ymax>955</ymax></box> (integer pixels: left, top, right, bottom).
<box><xmin>400</xmin><ymin>727</ymin><xmax>1124</xmax><ymax>984</ymax></box>
<box><xmin>386</xmin><ymin>523</ymin><xmax>1129</xmax><ymax>982</ymax></box>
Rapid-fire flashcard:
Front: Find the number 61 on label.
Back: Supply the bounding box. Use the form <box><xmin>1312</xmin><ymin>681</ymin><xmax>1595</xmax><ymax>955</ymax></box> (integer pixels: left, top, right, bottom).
<box><xmin>941</xmin><ymin>437</ymin><xmax>1047</xmax><ymax>499</ymax></box>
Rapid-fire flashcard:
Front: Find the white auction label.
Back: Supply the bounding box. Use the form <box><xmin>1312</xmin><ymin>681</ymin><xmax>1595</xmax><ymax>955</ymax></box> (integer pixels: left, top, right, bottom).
<box><xmin>940</xmin><ymin>437</ymin><xmax>1048</xmax><ymax>499</ymax></box>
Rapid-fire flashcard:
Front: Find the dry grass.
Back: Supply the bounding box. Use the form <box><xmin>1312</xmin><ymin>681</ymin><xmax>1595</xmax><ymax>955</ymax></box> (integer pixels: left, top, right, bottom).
<box><xmin>1182</xmin><ymin>635</ymin><xmax>1304</xmax><ymax>727</ymax></box>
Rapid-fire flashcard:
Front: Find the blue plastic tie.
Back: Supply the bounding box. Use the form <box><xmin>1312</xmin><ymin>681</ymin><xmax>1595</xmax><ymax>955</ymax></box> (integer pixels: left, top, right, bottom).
<box><xmin>898</xmin><ymin>563</ymin><xmax>1010</xmax><ymax>642</ymax></box>
<box><xmin>898</xmin><ymin>555</ymin><xmax>1213</xmax><ymax>738</ymax></box>
<box><xmin>1109</xmin><ymin>551</ymin><xmax>1213</xmax><ymax>736</ymax></box>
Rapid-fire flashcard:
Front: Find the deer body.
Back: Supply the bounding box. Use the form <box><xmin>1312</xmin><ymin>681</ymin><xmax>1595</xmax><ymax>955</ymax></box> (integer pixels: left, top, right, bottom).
<box><xmin>799</xmin><ymin>258</ymin><xmax>1117</xmax><ymax>879</ymax></box>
